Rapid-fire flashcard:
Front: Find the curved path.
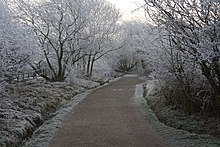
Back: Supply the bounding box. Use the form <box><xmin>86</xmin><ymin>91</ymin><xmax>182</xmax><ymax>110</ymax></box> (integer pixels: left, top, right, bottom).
<box><xmin>49</xmin><ymin>76</ymin><xmax>170</xmax><ymax>147</ymax></box>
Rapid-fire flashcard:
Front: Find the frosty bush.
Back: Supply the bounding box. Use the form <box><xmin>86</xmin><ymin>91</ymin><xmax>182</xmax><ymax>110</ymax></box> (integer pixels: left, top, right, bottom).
<box><xmin>113</xmin><ymin>55</ymin><xmax>138</xmax><ymax>72</ymax></box>
<box><xmin>65</xmin><ymin>67</ymin><xmax>99</xmax><ymax>89</ymax></box>
<box><xmin>0</xmin><ymin>1</ymin><xmax>30</xmax><ymax>93</ymax></box>
<box><xmin>108</xmin><ymin>21</ymin><xmax>157</xmax><ymax>74</ymax></box>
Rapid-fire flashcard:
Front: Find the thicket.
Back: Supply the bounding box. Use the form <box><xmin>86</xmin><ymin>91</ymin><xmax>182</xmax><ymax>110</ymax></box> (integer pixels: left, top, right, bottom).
<box><xmin>143</xmin><ymin>0</ymin><xmax>220</xmax><ymax>114</ymax></box>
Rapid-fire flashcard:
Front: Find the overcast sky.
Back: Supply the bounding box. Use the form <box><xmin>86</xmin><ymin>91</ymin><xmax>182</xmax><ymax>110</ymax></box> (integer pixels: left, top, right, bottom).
<box><xmin>107</xmin><ymin>0</ymin><xmax>146</xmax><ymax>21</ymax></box>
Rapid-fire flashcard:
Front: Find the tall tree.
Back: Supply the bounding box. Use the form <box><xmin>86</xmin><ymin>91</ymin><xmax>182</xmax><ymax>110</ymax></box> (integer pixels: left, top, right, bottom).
<box><xmin>82</xmin><ymin>0</ymin><xmax>123</xmax><ymax>76</ymax></box>
<box><xmin>143</xmin><ymin>0</ymin><xmax>220</xmax><ymax>110</ymax></box>
<box><xmin>14</xmin><ymin>0</ymin><xmax>90</xmax><ymax>81</ymax></box>
<box><xmin>14</xmin><ymin>0</ymin><xmax>123</xmax><ymax>80</ymax></box>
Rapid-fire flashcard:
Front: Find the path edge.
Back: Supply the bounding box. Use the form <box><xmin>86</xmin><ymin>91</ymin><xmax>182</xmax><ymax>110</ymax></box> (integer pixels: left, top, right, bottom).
<box><xmin>23</xmin><ymin>77</ymin><xmax>122</xmax><ymax>147</ymax></box>
<box><xmin>135</xmin><ymin>80</ymin><xmax>220</xmax><ymax>147</ymax></box>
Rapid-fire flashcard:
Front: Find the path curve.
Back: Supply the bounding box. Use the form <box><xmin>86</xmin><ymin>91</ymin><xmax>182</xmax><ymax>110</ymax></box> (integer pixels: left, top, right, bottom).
<box><xmin>49</xmin><ymin>76</ymin><xmax>170</xmax><ymax>147</ymax></box>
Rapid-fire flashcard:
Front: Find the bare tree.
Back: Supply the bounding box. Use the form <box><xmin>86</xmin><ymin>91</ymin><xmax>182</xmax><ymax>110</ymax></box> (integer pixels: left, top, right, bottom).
<box><xmin>81</xmin><ymin>0</ymin><xmax>123</xmax><ymax>76</ymax></box>
<box><xmin>143</xmin><ymin>0</ymin><xmax>220</xmax><ymax>111</ymax></box>
<box><xmin>14</xmin><ymin>0</ymin><xmax>90</xmax><ymax>81</ymax></box>
<box><xmin>13</xmin><ymin>0</ymin><xmax>124</xmax><ymax>80</ymax></box>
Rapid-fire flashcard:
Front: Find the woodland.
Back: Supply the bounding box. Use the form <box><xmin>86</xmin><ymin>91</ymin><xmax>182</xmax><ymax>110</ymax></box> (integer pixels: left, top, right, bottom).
<box><xmin>0</xmin><ymin>0</ymin><xmax>220</xmax><ymax>146</ymax></box>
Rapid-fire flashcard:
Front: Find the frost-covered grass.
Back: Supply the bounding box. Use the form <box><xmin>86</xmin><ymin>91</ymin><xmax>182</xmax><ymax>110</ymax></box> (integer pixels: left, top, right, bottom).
<box><xmin>0</xmin><ymin>77</ymin><xmax>106</xmax><ymax>147</ymax></box>
<box><xmin>89</xmin><ymin>75</ymin><xmax>110</xmax><ymax>85</ymax></box>
<box><xmin>68</xmin><ymin>77</ymin><xmax>100</xmax><ymax>89</ymax></box>
<box><xmin>23</xmin><ymin>76</ymin><xmax>122</xmax><ymax>147</ymax></box>
<box><xmin>23</xmin><ymin>91</ymin><xmax>91</xmax><ymax>147</ymax></box>
<box><xmin>66</xmin><ymin>69</ymin><xmax>117</xmax><ymax>88</ymax></box>
<box><xmin>139</xmin><ymin>80</ymin><xmax>220</xmax><ymax>147</ymax></box>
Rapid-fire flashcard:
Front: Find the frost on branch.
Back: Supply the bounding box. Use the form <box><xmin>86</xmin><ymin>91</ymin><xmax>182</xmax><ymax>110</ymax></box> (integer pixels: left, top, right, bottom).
<box><xmin>143</xmin><ymin>0</ymin><xmax>220</xmax><ymax>113</ymax></box>
<box><xmin>0</xmin><ymin>1</ymin><xmax>31</xmax><ymax>93</ymax></box>
<box><xmin>13</xmin><ymin>0</ymin><xmax>123</xmax><ymax>81</ymax></box>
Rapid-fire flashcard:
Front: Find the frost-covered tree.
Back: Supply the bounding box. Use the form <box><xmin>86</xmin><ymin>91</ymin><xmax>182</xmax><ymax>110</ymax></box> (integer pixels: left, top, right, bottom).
<box><xmin>0</xmin><ymin>0</ymin><xmax>30</xmax><ymax>92</ymax></box>
<box><xmin>110</xmin><ymin>21</ymin><xmax>158</xmax><ymax>73</ymax></box>
<box><xmin>81</xmin><ymin>0</ymin><xmax>123</xmax><ymax>76</ymax></box>
<box><xmin>14</xmin><ymin>0</ymin><xmax>123</xmax><ymax>80</ymax></box>
<box><xmin>143</xmin><ymin>0</ymin><xmax>220</xmax><ymax>112</ymax></box>
<box><xmin>14</xmin><ymin>0</ymin><xmax>91</xmax><ymax>81</ymax></box>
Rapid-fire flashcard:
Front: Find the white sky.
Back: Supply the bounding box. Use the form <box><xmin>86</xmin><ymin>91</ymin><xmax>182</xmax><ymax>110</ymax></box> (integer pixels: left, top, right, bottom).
<box><xmin>107</xmin><ymin>0</ymin><xmax>146</xmax><ymax>21</ymax></box>
<box><xmin>31</xmin><ymin>0</ymin><xmax>146</xmax><ymax>21</ymax></box>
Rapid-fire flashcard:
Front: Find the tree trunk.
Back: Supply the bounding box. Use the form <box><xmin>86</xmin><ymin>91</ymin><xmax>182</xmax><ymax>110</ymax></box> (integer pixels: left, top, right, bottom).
<box><xmin>89</xmin><ymin>56</ymin><xmax>96</xmax><ymax>76</ymax></box>
<box><xmin>82</xmin><ymin>56</ymin><xmax>86</xmax><ymax>74</ymax></box>
<box><xmin>87</xmin><ymin>54</ymin><xmax>91</xmax><ymax>76</ymax></box>
<box><xmin>201</xmin><ymin>61</ymin><xmax>220</xmax><ymax>96</ymax></box>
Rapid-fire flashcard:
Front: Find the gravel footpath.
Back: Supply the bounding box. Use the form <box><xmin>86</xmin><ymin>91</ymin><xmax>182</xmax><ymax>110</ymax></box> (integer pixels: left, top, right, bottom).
<box><xmin>49</xmin><ymin>76</ymin><xmax>170</xmax><ymax>147</ymax></box>
<box><xmin>23</xmin><ymin>76</ymin><xmax>220</xmax><ymax>147</ymax></box>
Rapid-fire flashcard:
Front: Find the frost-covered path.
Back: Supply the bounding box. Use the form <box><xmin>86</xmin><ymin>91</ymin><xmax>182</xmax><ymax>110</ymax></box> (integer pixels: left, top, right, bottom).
<box><xmin>49</xmin><ymin>76</ymin><xmax>170</xmax><ymax>147</ymax></box>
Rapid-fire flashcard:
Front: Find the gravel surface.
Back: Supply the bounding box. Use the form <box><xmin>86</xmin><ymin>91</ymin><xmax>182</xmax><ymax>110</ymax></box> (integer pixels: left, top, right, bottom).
<box><xmin>49</xmin><ymin>76</ymin><xmax>170</xmax><ymax>147</ymax></box>
<box><xmin>23</xmin><ymin>76</ymin><xmax>220</xmax><ymax>147</ymax></box>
